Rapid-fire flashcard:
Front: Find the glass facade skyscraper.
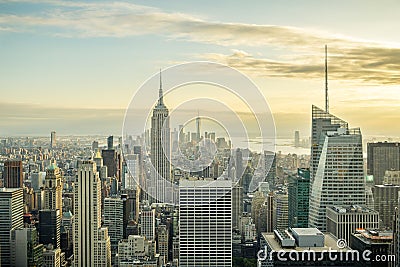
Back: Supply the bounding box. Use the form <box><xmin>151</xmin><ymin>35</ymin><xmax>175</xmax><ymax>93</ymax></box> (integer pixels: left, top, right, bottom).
<box><xmin>309</xmin><ymin>106</ymin><xmax>365</xmax><ymax>232</ymax></box>
<box><xmin>288</xmin><ymin>168</ymin><xmax>310</xmax><ymax>228</ymax></box>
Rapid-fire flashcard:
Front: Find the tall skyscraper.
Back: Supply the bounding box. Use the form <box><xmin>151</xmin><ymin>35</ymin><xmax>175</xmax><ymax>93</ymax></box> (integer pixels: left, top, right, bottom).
<box><xmin>39</xmin><ymin>209</ymin><xmax>61</xmax><ymax>248</ymax></box>
<box><xmin>251</xmin><ymin>191</ymin><xmax>266</xmax><ymax>234</ymax></box>
<box><xmin>107</xmin><ymin>135</ymin><xmax>114</xmax><ymax>150</ymax></box>
<box><xmin>93</xmin><ymin>150</ymin><xmax>103</xmax><ymax>171</ymax></box>
<box><xmin>124</xmin><ymin>154</ymin><xmax>139</xmax><ymax>189</ymax></box>
<box><xmin>372</xmin><ymin>184</ymin><xmax>400</xmax><ymax>228</ymax></box>
<box><xmin>104</xmin><ymin>197</ymin><xmax>124</xmax><ymax>253</ymax></box>
<box><xmin>310</xmin><ymin>105</ymin><xmax>348</xmax><ymax>185</ymax></box>
<box><xmin>92</xmin><ymin>140</ymin><xmax>99</xmax><ymax>151</ymax></box>
<box><xmin>232</xmin><ymin>183</ymin><xmax>243</xmax><ymax>230</ymax></box>
<box><xmin>265</xmin><ymin>192</ymin><xmax>274</xmax><ymax>232</ymax></box>
<box><xmin>43</xmin><ymin>162</ymin><xmax>62</xmax><ymax>211</ymax></box>
<box><xmin>3</xmin><ymin>160</ymin><xmax>23</xmax><ymax>188</ymax></box>
<box><xmin>41</xmin><ymin>162</ymin><xmax>62</xmax><ymax>249</ymax></box>
<box><xmin>150</xmin><ymin>71</ymin><xmax>171</xmax><ymax>203</ymax></box>
<box><xmin>61</xmin><ymin>211</ymin><xmax>74</xmax><ymax>258</ymax></box>
<box><xmin>309</xmin><ymin>106</ymin><xmax>365</xmax><ymax>232</ymax></box>
<box><xmin>73</xmin><ymin>161</ymin><xmax>111</xmax><ymax>267</ymax></box>
<box><xmin>0</xmin><ymin>188</ymin><xmax>23</xmax><ymax>267</ymax></box>
<box><xmin>367</xmin><ymin>142</ymin><xmax>400</xmax><ymax>185</ymax></box>
<box><xmin>294</xmin><ymin>130</ymin><xmax>300</xmax><ymax>147</ymax></box>
<box><xmin>50</xmin><ymin>131</ymin><xmax>56</xmax><ymax>149</ymax></box>
<box><xmin>288</xmin><ymin>168</ymin><xmax>310</xmax><ymax>228</ymax></box>
<box><xmin>140</xmin><ymin>204</ymin><xmax>156</xmax><ymax>241</ymax></box>
<box><xmin>31</xmin><ymin>171</ymin><xmax>45</xmax><ymax>191</ymax></box>
<box><xmin>273</xmin><ymin>190</ymin><xmax>289</xmax><ymax>230</ymax></box>
<box><xmin>264</xmin><ymin>151</ymin><xmax>276</xmax><ymax>188</ymax></box>
<box><xmin>196</xmin><ymin>114</ymin><xmax>201</xmax><ymax>142</ymax></box>
<box><xmin>157</xmin><ymin>224</ymin><xmax>169</xmax><ymax>263</ymax></box>
<box><xmin>179</xmin><ymin>179</ymin><xmax>232</xmax><ymax>267</ymax></box>
<box><xmin>235</xmin><ymin>148</ymin><xmax>243</xmax><ymax>180</ymax></box>
<box><xmin>102</xmin><ymin>149</ymin><xmax>119</xmax><ymax>179</ymax></box>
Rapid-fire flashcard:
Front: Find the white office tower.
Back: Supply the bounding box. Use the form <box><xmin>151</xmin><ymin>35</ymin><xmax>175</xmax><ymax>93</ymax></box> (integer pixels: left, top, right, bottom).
<box><xmin>309</xmin><ymin>106</ymin><xmax>365</xmax><ymax>232</ymax></box>
<box><xmin>0</xmin><ymin>188</ymin><xmax>23</xmax><ymax>267</ymax></box>
<box><xmin>140</xmin><ymin>204</ymin><xmax>155</xmax><ymax>241</ymax></box>
<box><xmin>73</xmin><ymin>161</ymin><xmax>111</xmax><ymax>267</ymax></box>
<box><xmin>179</xmin><ymin>179</ymin><xmax>232</xmax><ymax>267</ymax></box>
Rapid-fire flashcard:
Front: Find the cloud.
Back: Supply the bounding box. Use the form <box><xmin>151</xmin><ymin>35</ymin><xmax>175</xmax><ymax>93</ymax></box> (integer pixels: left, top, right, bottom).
<box><xmin>1</xmin><ymin>0</ymin><xmax>400</xmax><ymax>85</ymax></box>
<box><xmin>200</xmin><ymin>48</ymin><xmax>400</xmax><ymax>85</ymax></box>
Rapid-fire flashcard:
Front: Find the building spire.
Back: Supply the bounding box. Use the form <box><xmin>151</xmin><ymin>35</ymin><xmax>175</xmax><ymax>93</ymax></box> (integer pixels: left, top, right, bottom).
<box><xmin>158</xmin><ymin>68</ymin><xmax>164</xmax><ymax>106</ymax></box>
<box><xmin>325</xmin><ymin>45</ymin><xmax>329</xmax><ymax>113</ymax></box>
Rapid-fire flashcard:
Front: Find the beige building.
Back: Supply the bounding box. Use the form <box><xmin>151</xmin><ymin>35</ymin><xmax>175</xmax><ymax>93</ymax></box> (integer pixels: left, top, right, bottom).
<box><xmin>73</xmin><ymin>161</ymin><xmax>111</xmax><ymax>267</ymax></box>
<box><xmin>326</xmin><ymin>205</ymin><xmax>379</xmax><ymax>244</ymax></box>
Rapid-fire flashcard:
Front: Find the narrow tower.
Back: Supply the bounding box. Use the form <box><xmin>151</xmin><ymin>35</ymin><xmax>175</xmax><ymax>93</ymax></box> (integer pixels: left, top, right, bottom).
<box><xmin>325</xmin><ymin>45</ymin><xmax>329</xmax><ymax>113</ymax></box>
<box><xmin>196</xmin><ymin>110</ymin><xmax>201</xmax><ymax>142</ymax></box>
<box><xmin>150</xmin><ymin>69</ymin><xmax>171</xmax><ymax>203</ymax></box>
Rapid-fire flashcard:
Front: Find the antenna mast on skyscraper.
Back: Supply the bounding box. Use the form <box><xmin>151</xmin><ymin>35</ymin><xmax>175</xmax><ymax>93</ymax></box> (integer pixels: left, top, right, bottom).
<box><xmin>325</xmin><ymin>45</ymin><xmax>329</xmax><ymax>113</ymax></box>
<box><xmin>158</xmin><ymin>68</ymin><xmax>164</xmax><ymax>106</ymax></box>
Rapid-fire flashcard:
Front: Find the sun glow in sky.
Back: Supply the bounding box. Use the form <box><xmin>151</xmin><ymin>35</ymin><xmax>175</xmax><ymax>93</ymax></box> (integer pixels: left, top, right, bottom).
<box><xmin>1</xmin><ymin>0</ymin><xmax>400</xmax><ymax>138</ymax></box>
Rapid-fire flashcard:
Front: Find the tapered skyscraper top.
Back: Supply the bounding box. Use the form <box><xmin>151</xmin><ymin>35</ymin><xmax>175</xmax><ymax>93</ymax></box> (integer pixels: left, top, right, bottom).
<box><xmin>158</xmin><ymin>69</ymin><xmax>165</xmax><ymax>107</ymax></box>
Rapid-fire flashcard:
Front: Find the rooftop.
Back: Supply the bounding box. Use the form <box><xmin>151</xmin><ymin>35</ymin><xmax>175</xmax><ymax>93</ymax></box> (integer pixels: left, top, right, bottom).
<box><xmin>262</xmin><ymin>232</ymin><xmax>350</xmax><ymax>252</ymax></box>
<box><xmin>328</xmin><ymin>205</ymin><xmax>377</xmax><ymax>214</ymax></box>
<box><xmin>291</xmin><ymin>228</ymin><xmax>323</xmax><ymax>236</ymax></box>
<box><xmin>179</xmin><ymin>178</ymin><xmax>231</xmax><ymax>187</ymax></box>
<box><xmin>0</xmin><ymin>187</ymin><xmax>23</xmax><ymax>193</ymax></box>
<box><xmin>352</xmin><ymin>229</ymin><xmax>393</xmax><ymax>244</ymax></box>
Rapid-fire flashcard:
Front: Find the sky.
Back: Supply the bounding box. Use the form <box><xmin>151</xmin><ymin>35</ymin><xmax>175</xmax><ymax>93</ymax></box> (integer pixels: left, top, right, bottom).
<box><xmin>1</xmin><ymin>0</ymin><xmax>400</xmax><ymax>139</ymax></box>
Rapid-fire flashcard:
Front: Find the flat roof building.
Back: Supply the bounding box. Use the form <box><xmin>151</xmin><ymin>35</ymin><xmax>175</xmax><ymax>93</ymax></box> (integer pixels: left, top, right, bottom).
<box><xmin>326</xmin><ymin>205</ymin><xmax>379</xmax><ymax>245</ymax></box>
<box><xmin>259</xmin><ymin>228</ymin><xmax>356</xmax><ymax>266</ymax></box>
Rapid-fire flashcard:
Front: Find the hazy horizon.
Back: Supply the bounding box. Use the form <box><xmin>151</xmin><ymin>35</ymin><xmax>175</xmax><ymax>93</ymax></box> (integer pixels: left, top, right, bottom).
<box><xmin>1</xmin><ymin>1</ymin><xmax>399</xmax><ymax>139</ymax></box>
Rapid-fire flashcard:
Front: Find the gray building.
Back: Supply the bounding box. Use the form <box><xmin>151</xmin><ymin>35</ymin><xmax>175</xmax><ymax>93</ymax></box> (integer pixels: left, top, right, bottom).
<box><xmin>367</xmin><ymin>142</ymin><xmax>400</xmax><ymax>185</ymax></box>
<box><xmin>372</xmin><ymin>184</ymin><xmax>400</xmax><ymax>228</ymax></box>
<box><xmin>39</xmin><ymin>209</ymin><xmax>61</xmax><ymax>248</ymax></box>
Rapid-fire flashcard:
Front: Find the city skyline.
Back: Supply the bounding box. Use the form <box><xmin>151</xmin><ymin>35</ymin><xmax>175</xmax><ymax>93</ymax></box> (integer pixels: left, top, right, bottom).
<box><xmin>1</xmin><ymin>1</ymin><xmax>400</xmax><ymax>138</ymax></box>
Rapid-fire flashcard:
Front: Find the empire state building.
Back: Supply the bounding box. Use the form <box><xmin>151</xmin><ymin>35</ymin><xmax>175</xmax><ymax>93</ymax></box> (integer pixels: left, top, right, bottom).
<box><xmin>150</xmin><ymin>72</ymin><xmax>171</xmax><ymax>203</ymax></box>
